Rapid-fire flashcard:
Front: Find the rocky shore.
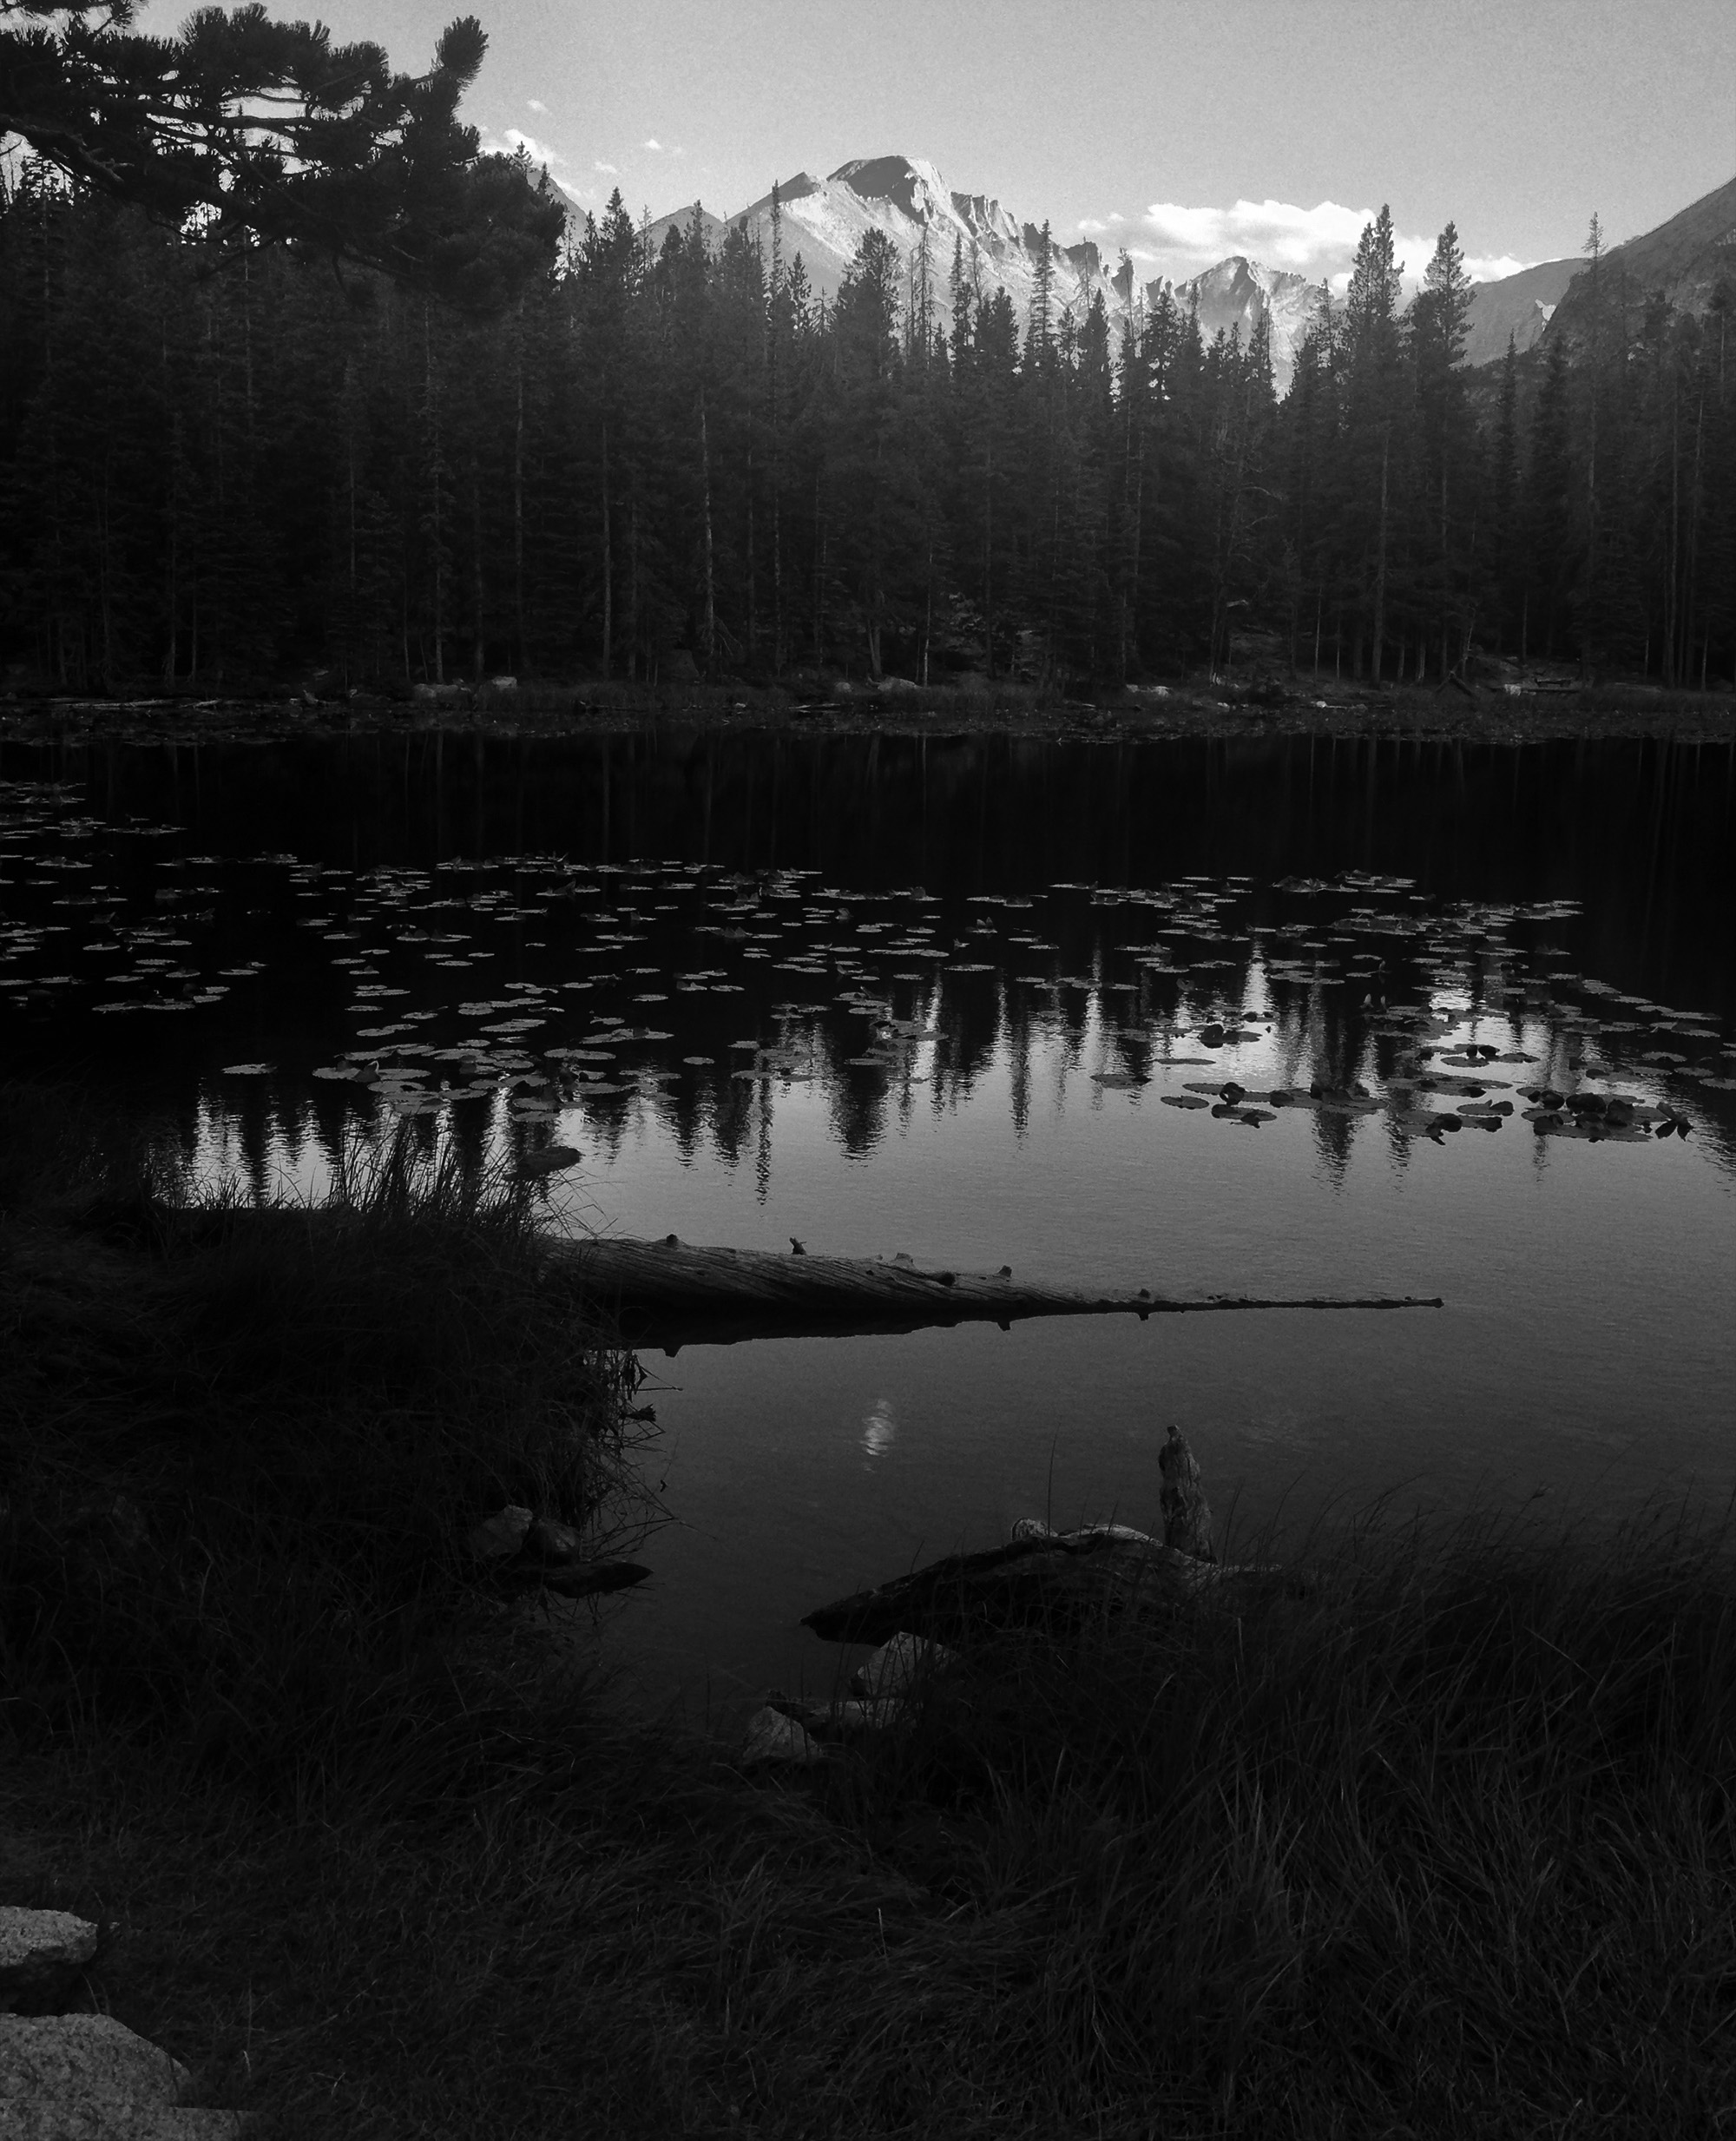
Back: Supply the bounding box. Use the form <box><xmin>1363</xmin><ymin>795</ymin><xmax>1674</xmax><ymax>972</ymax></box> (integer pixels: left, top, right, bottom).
<box><xmin>3</xmin><ymin>675</ymin><xmax>1733</xmax><ymax>751</ymax></box>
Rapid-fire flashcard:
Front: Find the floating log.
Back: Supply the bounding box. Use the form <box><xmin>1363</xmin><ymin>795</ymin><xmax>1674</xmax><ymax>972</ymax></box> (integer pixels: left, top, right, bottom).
<box><xmin>549</xmin><ymin>1235</ymin><xmax>1443</xmax><ymax>1348</ymax></box>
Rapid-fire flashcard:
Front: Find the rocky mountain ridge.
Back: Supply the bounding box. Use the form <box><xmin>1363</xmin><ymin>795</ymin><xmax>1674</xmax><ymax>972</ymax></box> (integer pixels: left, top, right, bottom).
<box><xmin>637</xmin><ymin>156</ymin><xmax>1324</xmax><ymax>389</ymax></box>
<box><xmin>581</xmin><ymin>156</ymin><xmax>1736</xmax><ymax>393</ymax></box>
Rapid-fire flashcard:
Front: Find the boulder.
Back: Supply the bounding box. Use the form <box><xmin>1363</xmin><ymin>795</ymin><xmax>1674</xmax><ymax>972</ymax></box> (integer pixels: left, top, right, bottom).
<box><xmin>849</xmin><ymin>1631</ymin><xmax>961</xmax><ymax>1701</ymax></box>
<box><xmin>0</xmin><ymin>1910</ymin><xmax>97</xmax><ymax>2011</ymax></box>
<box><xmin>0</xmin><ymin>2012</ymin><xmax>243</xmax><ymax>2137</ymax></box>
<box><xmin>740</xmin><ymin>1707</ymin><xmax>825</xmax><ymax>1767</ymax></box>
<box><xmin>803</xmin><ymin>1530</ymin><xmax>1219</xmax><ymax>1647</ymax></box>
<box><xmin>523</xmin><ymin>1516</ymin><xmax>584</xmax><ymax>1566</ymax></box>
<box><xmin>464</xmin><ymin>1506</ymin><xmax>532</xmax><ymax>1561</ymax></box>
<box><xmin>763</xmin><ymin>1695</ymin><xmax>904</xmax><ymax>1741</ymax></box>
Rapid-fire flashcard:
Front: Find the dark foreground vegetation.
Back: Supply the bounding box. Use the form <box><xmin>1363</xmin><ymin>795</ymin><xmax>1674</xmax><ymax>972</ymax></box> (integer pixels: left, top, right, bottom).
<box><xmin>5</xmin><ymin>1088</ymin><xmax>1736</xmax><ymax>2137</ymax></box>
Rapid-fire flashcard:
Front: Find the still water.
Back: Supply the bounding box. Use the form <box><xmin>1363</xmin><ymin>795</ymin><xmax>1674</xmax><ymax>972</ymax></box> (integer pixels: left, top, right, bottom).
<box><xmin>3</xmin><ymin>728</ymin><xmax>1733</xmax><ymax>1716</ymax></box>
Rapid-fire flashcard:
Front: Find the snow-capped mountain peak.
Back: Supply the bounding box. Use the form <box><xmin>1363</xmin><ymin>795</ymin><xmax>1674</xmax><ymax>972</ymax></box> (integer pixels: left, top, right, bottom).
<box><xmin>637</xmin><ymin>155</ymin><xmax>1320</xmax><ymax>386</ymax></box>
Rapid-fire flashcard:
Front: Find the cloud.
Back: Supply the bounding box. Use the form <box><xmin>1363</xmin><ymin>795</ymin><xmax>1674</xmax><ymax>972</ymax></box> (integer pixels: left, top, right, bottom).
<box><xmin>1137</xmin><ymin>198</ymin><xmax>1529</xmax><ymax>293</ymax></box>
<box><xmin>502</xmin><ymin>126</ymin><xmax>565</xmax><ymax>169</ymax></box>
<box><xmin>527</xmin><ymin>98</ymin><xmax>547</xmax><ymax>114</ymax></box>
<box><xmin>1463</xmin><ymin>253</ymin><xmax>1531</xmax><ymax>284</ymax></box>
<box><xmin>1077</xmin><ymin>217</ymin><xmax>1108</xmax><ymax>234</ymax></box>
<box><xmin>595</xmin><ymin>159</ymin><xmax>618</xmax><ymax>175</ymax></box>
<box><xmin>642</xmin><ymin>137</ymin><xmax>662</xmax><ymax>152</ymax></box>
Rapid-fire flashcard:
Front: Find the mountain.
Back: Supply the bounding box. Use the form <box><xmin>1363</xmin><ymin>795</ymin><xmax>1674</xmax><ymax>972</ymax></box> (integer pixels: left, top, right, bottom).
<box><xmin>1546</xmin><ymin>171</ymin><xmax>1736</xmax><ymax>342</ymax></box>
<box><xmin>1156</xmin><ymin>256</ymin><xmax>1318</xmax><ymax>391</ymax></box>
<box><xmin>1457</xmin><ymin>173</ymin><xmax>1736</xmax><ymax>367</ymax></box>
<box><xmin>1461</xmin><ymin>256</ymin><xmax>1579</xmax><ymax>366</ymax></box>
<box><xmin>645</xmin><ymin>156</ymin><xmax>1121</xmax><ymax>333</ymax></box>
<box><xmin>637</xmin><ymin>156</ymin><xmax>1334</xmax><ymax>388</ymax></box>
<box><xmin>579</xmin><ymin>154</ymin><xmax>1736</xmax><ymax>392</ymax></box>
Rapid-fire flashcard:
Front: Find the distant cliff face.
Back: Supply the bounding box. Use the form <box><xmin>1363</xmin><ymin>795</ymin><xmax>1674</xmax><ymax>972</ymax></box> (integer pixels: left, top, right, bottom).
<box><xmin>1458</xmin><ymin>173</ymin><xmax>1736</xmax><ymax>368</ymax></box>
<box><xmin>1544</xmin><ymin>172</ymin><xmax>1736</xmax><ymax>346</ymax></box>
<box><xmin>1460</xmin><ymin>259</ymin><xmax>1578</xmax><ymax>367</ymax></box>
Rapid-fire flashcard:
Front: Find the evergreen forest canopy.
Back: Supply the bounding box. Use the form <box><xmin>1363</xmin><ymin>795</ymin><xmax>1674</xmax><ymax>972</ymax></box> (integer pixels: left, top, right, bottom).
<box><xmin>0</xmin><ymin>16</ymin><xmax>1731</xmax><ymax>695</ymax></box>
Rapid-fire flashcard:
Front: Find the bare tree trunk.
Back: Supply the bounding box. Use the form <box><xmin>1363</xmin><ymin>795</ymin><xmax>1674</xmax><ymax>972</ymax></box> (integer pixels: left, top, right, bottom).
<box><xmin>471</xmin><ymin>464</ymin><xmax>484</xmax><ymax>682</ymax></box>
<box><xmin>983</xmin><ymin>441</ymin><xmax>994</xmax><ymax>678</ymax></box>
<box><xmin>601</xmin><ymin>417</ymin><xmax>612</xmax><ymax>678</ymax></box>
<box><xmin>1128</xmin><ymin>432</ymin><xmax>1145</xmax><ymax>677</ymax></box>
<box><xmin>698</xmin><ymin>385</ymin><xmax>716</xmax><ymax>673</ymax></box>
<box><xmin>1683</xmin><ymin>388</ymin><xmax>1704</xmax><ymax>686</ymax></box>
<box><xmin>1371</xmin><ymin>423</ymin><xmax>1390</xmax><ymax>686</ymax></box>
<box><xmin>513</xmin><ymin>321</ymin><xmax>526</xmax><ymax>671</ymax></box>
<box><xmin>425</xmin><ymin>306</ymin><xmax>444</xmax><ymax>686</ymax></box>
<box><xmin>1666</xmin><ymin>380</ymin><xmax>1679</xmax><ymax>686</ymax></box>
<box><xmin>628</xmin><ymin>491</ymin><xmax>639</xmax><ymax>682</ymax></box>
<box><xmin>773</xmin><ymin>487</ymin><xmax>783</xmax><ymax>676</ymax></box>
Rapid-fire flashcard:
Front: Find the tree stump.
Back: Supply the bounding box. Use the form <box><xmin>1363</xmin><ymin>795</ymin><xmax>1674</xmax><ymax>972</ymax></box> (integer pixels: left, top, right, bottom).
<box><xmin>1159</xmin><ymin>1423</ymin><xmax>1214</xmax><ymax>1562</ymax></box>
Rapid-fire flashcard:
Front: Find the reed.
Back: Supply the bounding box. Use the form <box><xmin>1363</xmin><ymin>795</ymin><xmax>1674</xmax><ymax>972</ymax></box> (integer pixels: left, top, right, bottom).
<box><xmin>0</xmin><ymin>1080</ymin><xmax>647</xmax><ymax>1795</ymax></box>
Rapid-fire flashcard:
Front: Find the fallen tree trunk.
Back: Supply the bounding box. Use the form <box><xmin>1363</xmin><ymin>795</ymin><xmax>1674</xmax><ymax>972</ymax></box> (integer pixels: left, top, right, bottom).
<box><xmin>549</xmin><ymin>1235</ymin><xmax>1443</xmax><ymax>1349</ymax></box>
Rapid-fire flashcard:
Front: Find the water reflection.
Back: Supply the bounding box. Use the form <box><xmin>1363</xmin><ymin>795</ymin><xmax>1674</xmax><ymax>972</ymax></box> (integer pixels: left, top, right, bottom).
<box><xmin>861</xmin><ymin>1400</ymin><xmax>897</xmax><ymax>1461</ymax></box>
<box><xmin>3</xmin><ymin>738</ymin><xmax>1733</xmax><ymax>1213</ymax></box>
<box><xmin>7</xmin><ymin>735</ymin><xmax>1734</xmax><ymax>1710</ymax></box>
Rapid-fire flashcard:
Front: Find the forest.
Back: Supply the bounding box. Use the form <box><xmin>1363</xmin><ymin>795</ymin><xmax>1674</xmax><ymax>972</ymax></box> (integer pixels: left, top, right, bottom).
<box><xmin>0</xmin><ymin>160</ymin><xmax>1731</xmax><ymax>696</ymax></box>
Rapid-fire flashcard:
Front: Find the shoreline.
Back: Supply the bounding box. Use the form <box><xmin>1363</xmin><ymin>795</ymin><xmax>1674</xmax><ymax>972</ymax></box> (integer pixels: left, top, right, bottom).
<box><xmin>3</xmin><ymin>678</ymin><xmax>1735</xmax><ymax>752</ymax></box>
<box><xmin>6</xmin><ymin>1087</ymin><xmax>1736</xmax><ymax>2136</ymax></box>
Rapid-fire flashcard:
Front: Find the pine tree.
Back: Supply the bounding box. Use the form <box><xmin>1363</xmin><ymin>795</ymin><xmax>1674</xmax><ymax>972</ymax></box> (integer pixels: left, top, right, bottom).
<box><xmin>1343</xmin><ymin>208</ymin><xmax>1405</xmax><ymax>682</ymax></box>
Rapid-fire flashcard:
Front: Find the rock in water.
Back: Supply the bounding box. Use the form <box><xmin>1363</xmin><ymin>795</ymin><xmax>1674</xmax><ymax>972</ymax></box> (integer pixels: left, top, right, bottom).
<box><xmin>803</xmin><ymin>1531</ymin><xmax>1218</xmax><ymax>1646</ymax></box>
<box><xmin>1158</xmin><ymin>1423</ymin><xmax>1214</xmax><ymax>1562</ymax></box>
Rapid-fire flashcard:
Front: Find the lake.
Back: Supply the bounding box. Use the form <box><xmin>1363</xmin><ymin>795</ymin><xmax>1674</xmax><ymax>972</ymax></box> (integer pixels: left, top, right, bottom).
<box><xmin>3</xmin><ymin>726</ymin><xmax>1733</xmax><ymax>1722</ymax></box>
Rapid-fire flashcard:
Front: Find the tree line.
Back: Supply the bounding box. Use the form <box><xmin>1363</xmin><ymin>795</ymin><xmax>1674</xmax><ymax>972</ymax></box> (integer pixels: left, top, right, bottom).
<box><xmin>0</xmin><ymin>161</ymin><xmax>1730</xmax><ymax>694</ymax></box>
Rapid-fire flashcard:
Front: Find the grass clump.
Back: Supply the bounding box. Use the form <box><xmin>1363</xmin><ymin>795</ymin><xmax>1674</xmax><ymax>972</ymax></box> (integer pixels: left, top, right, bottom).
<box><xmin>0</xmin><ymin>1079</ymin><xmax>646</xmax><ymax>1798</ymax></box>
<box><xmin>5</xmin><ymin>1079</ymin><xmax>1736</xmax><ymax>2136</ymax></box>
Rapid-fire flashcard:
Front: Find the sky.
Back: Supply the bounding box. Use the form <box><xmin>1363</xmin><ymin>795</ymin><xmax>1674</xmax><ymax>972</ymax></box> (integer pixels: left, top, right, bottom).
<box><xmin>212</xmin><ymin>0</ymin><xmax>1735</xmax><ymax>290</ymax></box>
